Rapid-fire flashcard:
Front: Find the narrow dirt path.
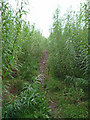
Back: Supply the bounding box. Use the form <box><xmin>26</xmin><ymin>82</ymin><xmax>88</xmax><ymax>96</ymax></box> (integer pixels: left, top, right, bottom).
<box><xmin>40</xmin><ymin>50</ymin><xmax>48</xmax><ymax>81</ymax></box>
<box><xmin>39</xmin><ymin>50</ymin><xmax>57</xmax><ymax>117</ymax></box>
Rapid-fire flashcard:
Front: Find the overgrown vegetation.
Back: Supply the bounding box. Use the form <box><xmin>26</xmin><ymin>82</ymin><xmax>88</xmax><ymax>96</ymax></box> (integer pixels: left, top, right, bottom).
<box><xmin>46</xmin><ymin>3</ymin><xmax>88</xmax><ymax>118</ymax></box>
<box><xmin>48</xmin><ymin>4</ymin><xmax>88</xmax><ymax>79</ymax></box>
<box><xmin>1</xmin><ymin>0</ymin><xmax>50</xmax><ymax>118</ymax></box>
<box><xmin>1</xmin><ymin>0</ymin><xmax>44</xmax><ymax>80</ymax></box>
<box><xmin>2</xmin><ymin>80</ymin><xmax>50</xmax><ymax>118</ymax></box>
<box><xmin>1</xmin><ymin>0</ymin><xmax>89</xmax><ymax>119</ymax></box>
<box><xmin>45</xmin><ymin>77</ymin><xmax>88</xmax><ymax>118</ymax></box>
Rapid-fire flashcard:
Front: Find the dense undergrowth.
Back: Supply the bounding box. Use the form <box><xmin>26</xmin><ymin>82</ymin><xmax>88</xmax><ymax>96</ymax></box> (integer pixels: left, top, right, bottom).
<box><xmin>1</xmin><ymin>0</ymin><xmax>50</xmax><ymax>118</ymax></box>
<box><xmin>2</xmin><ymin>80</ymin><xmax>50</xmax><ymax>118</ymax></box>
<box><xmin>46</xmin><ymin>3</ymin><xmax>89</xmax><ymax>118</ymax></box>
<box><xmin>1</xmin><ymin>0</ymin><xmax>89</xmax><ymax>119</ymax></box>
<box><xmin>48</xmin><ymin>4</ymin><xmax>88</xmax><ymax>79</ymax></box>
<box><xmin>44</xmin><ymin>76</ymin><xmax>88</xmax><ymax>118</ymax></box>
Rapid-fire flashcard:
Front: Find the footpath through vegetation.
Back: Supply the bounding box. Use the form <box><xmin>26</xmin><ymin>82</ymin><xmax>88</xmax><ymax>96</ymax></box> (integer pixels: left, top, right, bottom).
<box><xmin>39</xmin><ymin>51</ymin><xmax>57</xmax><ymax>117</ymax></box>
<box><xmin>40</xmin><ymin>51</ymin><xmax>88</xmax><ymax>118</ymax></box>
<box><xmin>1</xmin><ymin>0</ymin><xmax>89</xmax><ymax>119</ymax></box>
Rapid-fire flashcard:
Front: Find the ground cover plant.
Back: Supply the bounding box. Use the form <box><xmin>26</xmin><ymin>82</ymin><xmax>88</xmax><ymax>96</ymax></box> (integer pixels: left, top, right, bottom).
<box><xmin>2</xmin><ymin>80</ymin><xmax>50</xmax><ymax>118</ymax></box>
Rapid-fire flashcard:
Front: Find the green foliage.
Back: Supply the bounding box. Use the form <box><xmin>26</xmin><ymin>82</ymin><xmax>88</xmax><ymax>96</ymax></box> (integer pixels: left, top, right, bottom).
<box><xmin>1</xmin><ymin>0</ymin><xmax>24</xmax><ymax>78</ymax></box>
<box><xmin>47</xmin><ymin>77</ymin><xmax>61</xmax><ymax>92</ymax></box>
<box><xmin>62</xmin><ymin>101</ymin><xmax>88</xmax><ymax>118</ymax></box>
<box><xmin>2</xmin><ymin>81</ymin><xmax>50</xmax><ymax>118</ymax></box>
<box><xmin>3</xmin><ymin>78</ymin><xmax>25</xmax><ymax>96</ymax></box>
<box><xmin>46</xmin><ymin>6</ymin><xmax>89</xmax><ymax>117</ymax></box>
<box><xmin>1</xmin><ymin>1</ymin><xmax>44</xmax><ymax>80</ymax></box>
<box><xmin>48</xmin><ymin>3</ymin><xmax>88</xmax><ymax>79</ymax></box>
<box><xmin>46</xmin><ymin>77</ymin><xmax>88</xmax><ymax>118</ymax></box>
<box><xmin>1</xmin><ymin>0</ymin><xmax>88</xmax><ymax>119</ymax></box>
<box><xmin>1</xmin><ymin>1</ymin><xmax>50</xmax><ymax>118</ymax></box>
<box><xmin>61</xmin><ymin>84</ymin><xmax>88</xmax><ymax>118</ymax></box>
<box><xmin>18</xmin><ymin>23</ymin><xmax>43</xmax><ymax>80</ymax></box>
<box><xmin>64</xmin><ymin>76</ymin><xmax>88</xmax><ymax>92</ymax></box>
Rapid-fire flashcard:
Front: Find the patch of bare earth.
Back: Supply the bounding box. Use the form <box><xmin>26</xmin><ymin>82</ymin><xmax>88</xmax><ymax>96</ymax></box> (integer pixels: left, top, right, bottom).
<box><xmin>40</xmin><ymin>50</ymin><xmax>57</xmax><ymax>117</ymax></box>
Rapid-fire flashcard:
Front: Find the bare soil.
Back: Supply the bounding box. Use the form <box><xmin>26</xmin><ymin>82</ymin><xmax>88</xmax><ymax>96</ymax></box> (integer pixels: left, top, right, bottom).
<box><xmin>40</xmin><ymin>50</ymin><xmax>57</xmax><ymax>116</ymax></box>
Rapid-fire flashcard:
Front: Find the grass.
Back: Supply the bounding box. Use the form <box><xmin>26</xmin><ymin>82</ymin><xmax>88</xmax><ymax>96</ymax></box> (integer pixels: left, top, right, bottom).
<box><xmin>2</xmin><ymin>74</ymin><xmax>88</xmax><ymax>118</ymax></box>
<box><xmin>3</xmin><ymin>78</ymin><xmax>26</xmax><ymax>95</ymax></box>
<box><xmin>45</xmin><ymin>77</ymin><xmax>88</xmax><ymax>118</ymax></box>
<box><xmin>2</xmin><ymin>78</ymin><xmax>51</xmax><ymax>118</ymax></box>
